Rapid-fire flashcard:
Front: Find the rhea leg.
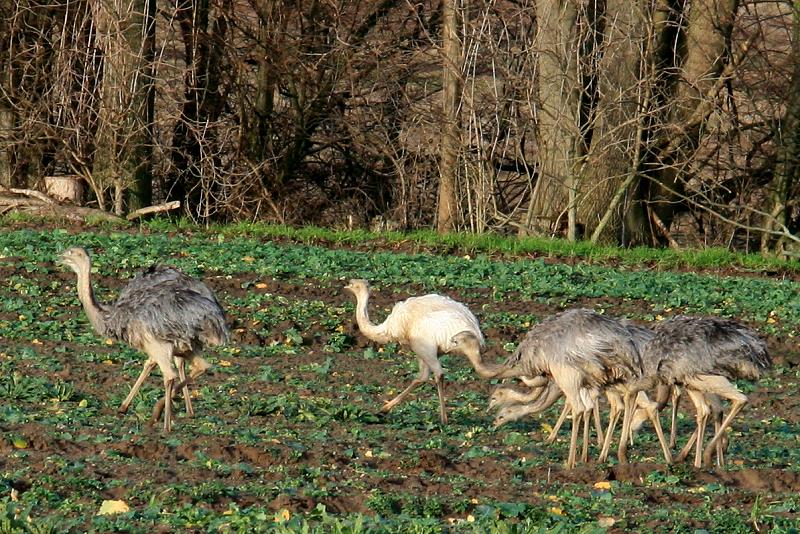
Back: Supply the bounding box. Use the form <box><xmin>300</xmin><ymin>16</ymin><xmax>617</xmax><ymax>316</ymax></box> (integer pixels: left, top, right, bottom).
<box><xmin>674</xmin><ymin>388</ymin><xmax>709</xmax><ymax>467</ymax></box>
<box><xmin>675</xmin><ymin>389</ymin><xmax>703</xmax><ymax>465</ymax></box>
<box><xmin>696</xmin><ymin>376</ymin><xmax>748</xmax><ymax>467</ymax></box>
<box><xmin>638</xmin><ymin>391</ymin><xmax>673</xmax><ymax>464</ymax></box>
<box><xmin>593</xmin><ymin>402</ymin><xmax>604</xmax><ymax>448</ymax></box>
<box><xmin>669</xmin><ymin>386</ymin><xmax>682</xmax><ymax>449</ymax></box>
<box><xmin>617</xmin><ymin>391</ymin><xmax>637</xmax><ymax>464</ymax></box>
<box><xmin>617</xmin><ymin>376</ymin><xmax>658</xmax><ymax>464</ymax></box>
<box><xmin>162</xmin><ymin>377</ymin><xmax>175</xmax><ymax>432</ymax></box>
<box><xmin>598</xmin><ymin>389</ymin><xmax>623</xmax><ymax>462</ymax></box>
<box><xmin>551</xmin><ymin>367</ymin><xmax>584</xmax><ymax>469</ymax></box>
<box><xmin>152</xmin><ymin>356</ymin><xmax>211</xmax><ymax>423</ymax></box>
<box><xmin>382</xmin><ymin>342</ymin><xmax>445</xmax><ymax>421</ymax></box>
<box><xmin>693</xmin><ymin>407</ymin><xmax>710</xmax><ymax>468</ymax></box>
<box><xmin>677</xmin><ymin>393</ymin><xmax>726</xmax><ymax>466</ymax></box>
<box><xmin>434</xmin><ymin>373</ymin><xmax>448</xmax><ymax>425</ymax></box>
<box><xmin>580</xmin><ymin>388</ymin><xmax>599</xmax><ymax>463</ymax></box>
<box><xmin>708</xmin><ymin>394</ymin><xmax>726</xmax><ymax>466</ymax></box>
<box><xmin>713</xmin><ymin>407</ymin><xmax>724</xmax><ymax>466</ymax></box>
<box><xmin>175</xmin><ymin>356</ymin><xmax>193</xmax><ymax>416</ymax></box>
<box><xmin>119</xmin><ymin>360</ymin><xmax>157</xmax><ymax>413</ymax></box>
<box><xmin>381</xmin><ymin>365</ymin><xmax>430</xmax><ymax>413</ymax></box>
<box><xmin>532</xmin><ymin>382</ymin><xmax>566</xmax><ymax>416</ymax></box>
<box><xmin>416</xmin><ymin>342</ymin><xmax>448</xmax><ymax>424</ymax></box>
<box><xmin>581</xmin><ymin>406</ymin><xmax>591</xmax><ymax>463</ymax></box>
<box><xmin>546</xmin><ymin>403</ymin><xmax>570</xmax><ymax>444</ymax></box>
<box><xmin>428</xmin><ymin>354</ymin><xmax>449</xmax><ymax>424</ymax></box>
<box><xmin>566</xmin><ymin>407</ymin><xmax>582</xmax><ymax>469</ymax></box>
<box><xmin>138</xmin><ymin>339</ymin><xmax>178</xmax><ymax>432</ymax></box>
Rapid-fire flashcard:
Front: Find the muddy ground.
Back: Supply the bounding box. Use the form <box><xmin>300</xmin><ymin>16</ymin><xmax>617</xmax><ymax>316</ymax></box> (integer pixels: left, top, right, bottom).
<box><xmin>0</xmin><ymin>224</ymin><xmax>799</xmax><ymax>531</ymax></box>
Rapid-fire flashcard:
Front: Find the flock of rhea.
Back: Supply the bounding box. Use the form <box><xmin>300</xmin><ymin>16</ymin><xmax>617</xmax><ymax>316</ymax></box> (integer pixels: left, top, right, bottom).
<box><xmin>59</xmin><ymin>247</ymin><xmax>771</xmax><ymax>469</ymax></box>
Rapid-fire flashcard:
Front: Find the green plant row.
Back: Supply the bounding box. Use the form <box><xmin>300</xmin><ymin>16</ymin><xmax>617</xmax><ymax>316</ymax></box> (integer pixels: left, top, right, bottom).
<box><xmin>181</xmin><ymin>220</ymin><xmax>800</xmax><ymax>275</ymax></box>
<box><xmin>1</xmin><ymin>229</ymin><xmax>797</xmax><ymax>334</ymax></box>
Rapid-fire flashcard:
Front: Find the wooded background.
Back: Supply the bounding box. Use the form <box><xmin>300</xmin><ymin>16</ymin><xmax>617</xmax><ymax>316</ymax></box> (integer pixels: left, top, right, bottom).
<box><xmin>1</xmin><ymin>0</ymin><xmax>798</xmax><ymax>255</ymax></box>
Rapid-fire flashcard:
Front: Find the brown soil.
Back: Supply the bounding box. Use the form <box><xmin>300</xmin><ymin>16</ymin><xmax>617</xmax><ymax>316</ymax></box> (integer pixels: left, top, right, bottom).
<box><xmin>1</xmin><ymin>220</ymin><xmax>798</xmax><ymax>529</ymax></box>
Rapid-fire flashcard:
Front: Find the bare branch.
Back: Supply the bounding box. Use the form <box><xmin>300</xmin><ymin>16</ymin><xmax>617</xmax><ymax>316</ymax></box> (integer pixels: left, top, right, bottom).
<box><xmin>126</xmin><ymin>201</ymin><xmax>181</xmax><ymax>221</ymax></box>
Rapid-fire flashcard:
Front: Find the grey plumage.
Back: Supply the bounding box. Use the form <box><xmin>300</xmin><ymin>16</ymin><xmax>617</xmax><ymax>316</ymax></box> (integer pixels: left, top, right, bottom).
<box><xmin>620</xmin><ymin>315</ymin><xmax>771</xmax><ymax>468</ymax></box>
<box><xmin>108</xmin><ymin>265</ymin><xmax>229</xmax><ymax>351</ymax></box>
<box><xmin>504</xmin><ymin>309</ymin><xmax>643</xmax><ymax>388</ymax></box>
<box><xmin>620</xmin><ymin>320</ymin><xmax>655</xmax><ymax>359</ymax></box>
<box><xmin>59</xmin><ymin>247</ymin><xmax>229</xmax><ymax>432</ymax></box>
<box><xmin>616</xmin><ymin>320</ymin><xmax>680</xmax><ymax>446</ymax></box>
<box><xmin>473</xmin><ymin>311</ymin><xmax>672</xmax><ymax>466</ymax></box>
<box><xmin>650</xmin><ymin>316</ymin><xmax>770</xmax><ymax>383</ymax></box>
<box><xmin>453</xmin><ymin>308</ymin><xmax>649</xmax><ymax>469</ymax></box>
<box><xmin>594</xmin><ymin>319</ymin><xmax>674</xmax><ymax>464</ymax></box>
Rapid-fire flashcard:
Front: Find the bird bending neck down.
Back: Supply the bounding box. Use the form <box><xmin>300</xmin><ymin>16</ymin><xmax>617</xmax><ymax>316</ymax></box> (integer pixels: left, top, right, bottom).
<box><xmin>449</xmin><ymin>330</ymin><xmax>509</xmax><ymax>379</ymax></box>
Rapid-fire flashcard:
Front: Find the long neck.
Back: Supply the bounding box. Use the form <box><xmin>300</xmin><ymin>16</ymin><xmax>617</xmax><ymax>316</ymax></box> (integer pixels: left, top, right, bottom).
<box><xmin>75</xmin><ymin>262</ymin><xmax>108</xmax><ymax>335</ymax></box>
<box><xmin>353</xmin><ymin>289</ymin><xmax>391</xmax><ymax>344</ymax></box>
<box><xmin>462</xmin><ymin>347</ymin><xmax>513</xmax><ymax>379</ymax></box>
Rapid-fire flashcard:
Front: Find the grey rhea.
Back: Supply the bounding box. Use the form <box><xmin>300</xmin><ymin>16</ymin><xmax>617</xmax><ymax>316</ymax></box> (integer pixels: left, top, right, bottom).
<box><xmin>487</xmin><ymin>318</ymin><xmax>673</xmax><ymax>465</ymax></box>
<box><xmin>450</xmin><ymin>308</ymin><xmax>663</xmax><ymax>469</ymax></box>
<box><xmin>59</xmin><ymin>247</ymin><xmax>230</xmax><ymax>432</ymax></box>
<box><xmin>619</xmin><ymin>316</ymin><xmax>771</xmax><ymax>468</ymax></box>
<box><xmin>343</xmin><ymin>279</ymin><xmax>483</xmax><ymax>424</ymax></box>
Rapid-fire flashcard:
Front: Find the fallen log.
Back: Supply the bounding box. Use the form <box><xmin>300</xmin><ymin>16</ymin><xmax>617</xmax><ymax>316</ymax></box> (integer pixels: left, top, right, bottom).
<box><xmin>0</xmin><ymin>188</ymin><xmax>181</xmax><ymax>223</ymax></box>
<box><xmin>0</xmin><ymin>195</ymin><xmax>124</xmax><ymax>222</ymax></box>
<box><xmin>126</xmin><ymin>201</ymin><xmax>181</xmax><ymax>221</ymax></box>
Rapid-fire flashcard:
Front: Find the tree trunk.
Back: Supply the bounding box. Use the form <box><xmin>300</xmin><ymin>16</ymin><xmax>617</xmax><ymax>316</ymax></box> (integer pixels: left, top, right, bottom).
<box><xmin>524</xmin><ymin>0</ymin><xmax>583</xmax><ymax>236</ymax></box>
<box><xmin>762</xmin><ymin>3</ymin><xmax>800</xmax><ymax>254</ymax></box>
<box><xmin>633</xmin><ymin>0</ymin><xmax>739</xmax><ymax>245</ymax></box>
<box><xmin>130</xmin><ymin>0</ymin><xmax>155</xmax><ymax>210</ymax></box>
<box><xmin>168</xmin><ymin>0</ymin><xmax>231</xmax><ymax>218</ymax></box>
<box><xmin>92</xmin><ymin>0</ymin><xmax>154</xmax><ymax>214</ymax></box>
<box><xmin>438</xmin><ymin>0</ymin><xmax>461</xmax><ymax>233</ymax></box>
<box><xmin>0</xmin><ymin>99</ymin><xmax>11</xmax><ymax>188</ymax></box>
<box><xmin>580</xmin><ymin>0</ymin><xmax>649</xmax><ymax>244</ymax></box>
<box><xmin>247</xmin><ymin>0</ymin><xmax>279</xmax><ymax>164</ymax></box>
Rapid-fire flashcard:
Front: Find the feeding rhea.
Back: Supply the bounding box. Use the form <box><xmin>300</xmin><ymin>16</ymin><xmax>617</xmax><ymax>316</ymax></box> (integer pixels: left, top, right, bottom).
<box><xmin>450</xmin><ymin>308</ymin><xmax>657</xmax><ymax>469</ymax></box>
<box><xmin>619</xmin><ymin>316</ymin><xmax>771</xmax><ymax>468</ymax></box>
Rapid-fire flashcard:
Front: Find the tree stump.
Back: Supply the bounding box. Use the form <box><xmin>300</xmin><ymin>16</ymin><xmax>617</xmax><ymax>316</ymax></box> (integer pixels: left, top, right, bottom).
<box><xmin>44</xmin><ymin>175</ymin><xmax>84</xmax><ymax>204</ymax></box>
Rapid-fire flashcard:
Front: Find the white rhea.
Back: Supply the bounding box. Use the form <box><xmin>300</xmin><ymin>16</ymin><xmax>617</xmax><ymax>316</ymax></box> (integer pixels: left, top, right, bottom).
<box><xmin>343</xmin><ymin>279</ymin><xmax>483</xmax><ymax>424</ymax></box>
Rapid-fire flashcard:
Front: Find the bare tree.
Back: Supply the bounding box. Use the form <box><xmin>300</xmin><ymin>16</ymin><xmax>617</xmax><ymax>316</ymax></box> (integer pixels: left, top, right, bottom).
<box><xmin>523</xmin><ymin>0</ymin><xmax>584</xmax><ymax>238</ymax></box>
<box><xmin>580</xmin><ymin>0</ymin><xmax>650</xmax><ymax>244</ymax></box>
<box><xmin>166</xmin><ymin>0</ymin><xmax>232</xmax><ymax>220</ymax></box>
<box><xmin>92</xmin><ymin>0</ymin><xmax>155</xmax><ymax>213</ymax></box>
<box><xmin>437</xmin><ymin>0</ymin><xmax>462</xmax><ymax>232</ymax></box>
<box><xmin>0</xmin><ymin>0</ymin><xmax>797</xmax><ymax>252</ymax></box>
<box><xmin>762</xmin><ymin>2</ymin><xmax>800</xmax><ymax>256</ymax></box>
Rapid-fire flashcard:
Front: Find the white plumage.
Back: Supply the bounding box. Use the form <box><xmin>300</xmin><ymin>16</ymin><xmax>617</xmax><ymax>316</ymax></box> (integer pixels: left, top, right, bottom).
<box><xmin>344</xmin><ymin>279</ymin><xmax>482</xmax><ymax>424</ymax></box>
